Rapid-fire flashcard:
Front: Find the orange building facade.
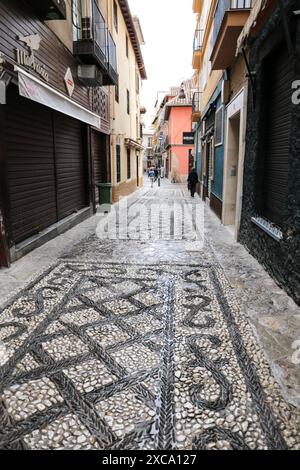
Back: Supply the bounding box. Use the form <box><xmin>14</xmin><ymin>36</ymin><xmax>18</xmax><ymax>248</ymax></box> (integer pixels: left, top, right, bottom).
<box><xmin>154</xmin><ymin>81</ymin><xmax>195</xmax><ymax>183</ymax></box>
<box><xmin>167</xmin><ymin>106</ymin><xmax>194</xmax><ymax>182</ymax></box>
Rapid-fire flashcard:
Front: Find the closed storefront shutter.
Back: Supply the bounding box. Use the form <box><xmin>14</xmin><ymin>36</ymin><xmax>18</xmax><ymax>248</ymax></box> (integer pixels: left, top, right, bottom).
<box><xmin>5</xmin><ymin>87</ymin><xmax>57</xmax><ymax>244</ymax></box>
<box><xmin>54</xmin><ymin>112</ymin><xmax>86</xmax><ymax>220</ymax></box>
<box><xmin>263</xmin><ymin>44</ymin><xmax>293</xmax><ymax>227</ymax></box>
<box><xmin>4</xmin><ymin>86</ymin><xmax>88</xmax><ymax>246</ymax></box>
<box><xmin>91</xmin><ymin>130</ymin><xmax>108</xmax><ymax>204</ymax></box>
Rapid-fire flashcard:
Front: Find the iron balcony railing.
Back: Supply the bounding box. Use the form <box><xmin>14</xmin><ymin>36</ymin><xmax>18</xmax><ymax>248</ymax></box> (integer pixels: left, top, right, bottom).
<box><xmin>192</xmin><ymin>91</ymin><xmax>202</xmax><ymax>115</ymax></box>
<box><xmin>73</xmin><ymin>0</ymin><xmax>108</xmax><ymax>73</ymax></box>
<box><xmin>212</xmin><ymin>0</ymin><xmax>252</xmax><ymax>46</ymax></box>
<box><xmin>193</xmin><ymin>29</ymin><xmax>204</xmax><ymax>52</ymax></box>
<box><xmin>103</xmin><ymin>31</ymin><xmax>118</xmax><ymax>85</ymax></box>
<box><xmin>73</xmin><ymin>0</ymin><xmax>118</xmax><ymax>86</ymax></box>
<box><xmin>157</xmin><ymin>135</ymin><xmax>169</xmax><ymax>153</ymax></box>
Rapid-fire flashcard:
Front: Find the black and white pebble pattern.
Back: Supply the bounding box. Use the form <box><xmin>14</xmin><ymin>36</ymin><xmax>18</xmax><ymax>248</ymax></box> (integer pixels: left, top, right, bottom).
<box><xmin>0</xmin><ymin>262</ymin><xmax>299</xmax><ymax>450</ymax></box>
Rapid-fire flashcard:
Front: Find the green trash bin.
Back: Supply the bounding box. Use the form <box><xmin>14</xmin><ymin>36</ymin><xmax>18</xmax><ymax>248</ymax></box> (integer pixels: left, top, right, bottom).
<box><xmin>96</xmin><ymin>183</ymin><xmax>112</xmax><ymax>205</ymax></box>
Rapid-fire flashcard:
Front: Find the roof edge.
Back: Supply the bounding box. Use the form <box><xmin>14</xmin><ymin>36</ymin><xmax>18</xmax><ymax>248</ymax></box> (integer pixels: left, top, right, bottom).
<box><xmin>118</xmin><ymin>0</ymin><xmax>147</xmax><ymax>80</ymax></box>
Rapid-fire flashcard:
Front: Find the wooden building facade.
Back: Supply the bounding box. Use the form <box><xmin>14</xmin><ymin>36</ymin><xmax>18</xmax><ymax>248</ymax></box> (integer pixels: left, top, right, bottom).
<box><xmin>0</xmin><ymin>0</ymin><xmax>112</xmax><ymax>266</ymax></box>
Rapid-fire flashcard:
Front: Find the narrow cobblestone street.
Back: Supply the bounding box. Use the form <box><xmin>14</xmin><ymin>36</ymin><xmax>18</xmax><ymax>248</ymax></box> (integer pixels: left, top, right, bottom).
<box><xmin>0</xmin><ymin>179</ymin><xmax>299</xmax><ymax>450</ymax></box>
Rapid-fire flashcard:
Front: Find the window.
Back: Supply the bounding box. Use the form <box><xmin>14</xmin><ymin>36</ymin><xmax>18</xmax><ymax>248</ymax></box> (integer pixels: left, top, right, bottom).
<box><xmin>127</xmin><ymin>90</ymin><xmax>130</xmax><ymax>114</ymax></box>
<box><xmin>136</xmin><ymin>72</ymin><xmax>139</xmax><ymax>94</ymax></box>
<box><xmin>116</xmin><ymin>145</ymin><xmax>121</xmax><ymax>183</ymax></box>
<box><xmin>72</xmin><ymin>0</ymin><xmax>82</xmax><ymax>41</ymax></box>
<box><xmin>115</xmin><ymin>82</ymin><xmax>119</xmax><ymax>103</ymax></box>
<box><xmin>215</xmin><ymin>106</ymin><xmax>223</xmax><ymax>146</ymax></box>
<box><xmin>231</xmin><ymin>0</ymin><xmax>252</xmax><ymax>8</ymax></box>
<box><xmin>126</xmin><ymin>35</ymin><xmax>129</xmax><ymax>57</ymax></box>
<box><xmin>259</xmin><ymin>43</ymin><xmax>292</xmax><ymax>228</ymax></box>
<box><xmin>113</xmin><ymin>1</ymin><xmax>118</xmax><ymax>32</ymax></box>
<box><xmin>127</xmin><ymin>147</ymin><xmax>131</xmax><ymax>179</ymax></box>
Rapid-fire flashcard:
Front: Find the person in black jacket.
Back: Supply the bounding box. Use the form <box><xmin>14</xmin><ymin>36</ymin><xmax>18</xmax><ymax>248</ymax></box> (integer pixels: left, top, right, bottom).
<box><xmin>187</xmin><ymin>168</ymin><xmax>199</xmax><ymax>198</ymax></box>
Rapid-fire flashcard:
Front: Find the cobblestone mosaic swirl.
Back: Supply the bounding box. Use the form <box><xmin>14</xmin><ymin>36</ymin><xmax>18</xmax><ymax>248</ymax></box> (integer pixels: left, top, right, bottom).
<box><xmin>0</xmin><ymin>262</ymin><xmax>299</xmax><ymax>450</ymax></box>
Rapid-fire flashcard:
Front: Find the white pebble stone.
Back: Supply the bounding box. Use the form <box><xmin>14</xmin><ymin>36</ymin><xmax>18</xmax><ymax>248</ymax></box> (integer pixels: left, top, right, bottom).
<box><xmin>184</xmin><ymin>402</ymin><xmax>193</xmax><ymax>410</ymax></box>
<box><xmin>226</xmin><ymin>414</ymin><xmax>235</xmax><ymax>423</ymax></box>
<box><xmin>37</xmin><ymin>403</ymin><xmax>46</xmax><ymax>412</ymax></box>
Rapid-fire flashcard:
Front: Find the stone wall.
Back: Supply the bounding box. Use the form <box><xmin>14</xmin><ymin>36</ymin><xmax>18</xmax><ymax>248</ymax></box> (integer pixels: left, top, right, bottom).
<box><xmin>239</xmin><ymin>0</ymin><xmax>300</xmax><ymax>305</ymax></box>
<box><xmin>112</xmin><ymin>179</ymin><xmax>138</xmax><ymax>203</ymax></box>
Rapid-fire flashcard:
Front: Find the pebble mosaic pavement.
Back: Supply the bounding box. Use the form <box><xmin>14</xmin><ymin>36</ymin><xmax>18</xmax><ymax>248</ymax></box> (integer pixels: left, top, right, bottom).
<box><xmin>0</xmin><ymin>183</ymin><xmax>300</xmax><ymax>450</ymax></box>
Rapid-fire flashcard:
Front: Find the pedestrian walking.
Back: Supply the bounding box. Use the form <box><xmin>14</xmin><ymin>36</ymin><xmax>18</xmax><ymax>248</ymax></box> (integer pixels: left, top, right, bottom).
<box><xmin>157</xmin><ymin>167</ymin><xmax>161</xmax><ymax>187</ymax></box>
<box><xmin>148</xmin><ymin>169</ymin><xmax>155</xmax><ymax>188</ymax></box>
<box><xmin>187</xmin><ymin>168</ymin><xmax>199</xmax><ymax>198</ymax></box>
<box><xmin>154</xmin><ymin>167</ymin><xmax>158</xmax><ymax>182</ymax></box>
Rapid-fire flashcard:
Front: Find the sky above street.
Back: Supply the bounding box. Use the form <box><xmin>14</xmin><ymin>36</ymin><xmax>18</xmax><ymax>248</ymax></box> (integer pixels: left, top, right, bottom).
<box><xmin>128</xmin><ymin>0</ymin><xmax>195</xmax><ymax>129</ymax></box>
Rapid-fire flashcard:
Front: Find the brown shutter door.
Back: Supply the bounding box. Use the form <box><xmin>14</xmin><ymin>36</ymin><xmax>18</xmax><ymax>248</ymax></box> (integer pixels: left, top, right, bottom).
<box><xmin>91</xmin><ymin>130</ymin><xmax>109</xmax><ymax>204</ymax></box>
<box><xmin>5</xmin><ymin>86</ymin><xmax>57</xmax><ymax>244</ymax></box>
<box><xmin>263</xmin><ymin>45</ymin><xmax>293</xmax><ymax>226</ymax></box>
<box><xmin>54</xmin><ymin>112</ymin><xmax>87</xmax><ymax>220</ymax></box>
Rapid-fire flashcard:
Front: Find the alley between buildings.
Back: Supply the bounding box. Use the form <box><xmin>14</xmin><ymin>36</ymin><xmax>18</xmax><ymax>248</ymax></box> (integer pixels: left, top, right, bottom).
<box><xmin>0</xmin><ymin>178</ymin><xmax>299</xmax><ymax>450</ymax></box>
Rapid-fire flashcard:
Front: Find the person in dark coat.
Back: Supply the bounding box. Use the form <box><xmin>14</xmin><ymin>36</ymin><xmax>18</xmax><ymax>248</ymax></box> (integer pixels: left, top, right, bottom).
<box><xmin>187</xmin><ymin>168</ymin><xmax>199</xmax><ymax>198</ymax></box>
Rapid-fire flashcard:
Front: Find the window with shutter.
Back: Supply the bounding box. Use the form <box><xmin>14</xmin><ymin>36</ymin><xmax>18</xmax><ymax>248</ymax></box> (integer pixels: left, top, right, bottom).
<box><xmin>127</xmin><ymin>147</ymin><xmax>131</xmax><ymax>179</ymax></box>
<box><xmin>261</xmin><ymin>44</ymin><xmax>293</xmax><ymax>227</ymax></box>
<box><xmin>116</xmin><ymin>145</ymin><xmax>121</xmax><ymax>183</ymax></box>
<box><xmin>215</xmin><ymin>106</ymin><xmax>223</xmax><ymax>146</ymax></box>
<box><xmin>113</xmin><ymin>1</ymin><xmax>118</xmax><ymax>32</ymax></box>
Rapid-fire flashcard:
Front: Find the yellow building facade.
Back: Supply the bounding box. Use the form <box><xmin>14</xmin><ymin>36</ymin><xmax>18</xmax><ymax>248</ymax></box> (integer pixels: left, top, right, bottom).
<box><xmin>192</xmin><ymin>0</ymin><xmax>252</xmax><ymax>237</ymax></box>
<box><xmin>49</xmin><ymin>0</ymin><xmax>147</xmax><ymax>204</ymax></box>
<box><xmin>106</xmin><ymin>1</ymin><xmax>146</xmax><ymax>203</ymax></box>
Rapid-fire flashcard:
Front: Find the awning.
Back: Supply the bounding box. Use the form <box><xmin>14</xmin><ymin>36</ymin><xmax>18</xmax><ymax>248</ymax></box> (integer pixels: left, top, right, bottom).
<box><xmin>125</xmin><ymin>138</ymin><xmax>144</xmax><ymax>150</ymax></box>
<box><xmin>236</xmin><ymin>0</ymin><xmax>269</xmax><ymax>54</ymax></box>
<box><xmin>15</xmin><ymin>66</ymin><xmax>101</xmax><ymax>128</ymax></box>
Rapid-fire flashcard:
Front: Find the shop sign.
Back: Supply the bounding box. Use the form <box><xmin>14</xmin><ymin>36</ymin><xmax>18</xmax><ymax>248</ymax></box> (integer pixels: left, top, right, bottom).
<box><xmin>16</xmin><ymin>34</ymin><xmax>49</xmax><ymax>83</ymax></box>
<box><xmin>183</xmin><ymin>132</ymin><xmax>194</xmax><ymax>145</ymax></box>
<box><xmin>64</xmin><ymin>68</ymin><xmax>75</xmax><ymax>97</ymax></box>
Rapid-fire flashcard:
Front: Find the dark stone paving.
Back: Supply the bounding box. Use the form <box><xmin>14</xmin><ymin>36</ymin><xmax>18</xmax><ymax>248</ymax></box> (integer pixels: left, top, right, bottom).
<box><xmin>0</xmin><ymin>181</ymin><xmax>299</xmax><ymax>450</ymax></box>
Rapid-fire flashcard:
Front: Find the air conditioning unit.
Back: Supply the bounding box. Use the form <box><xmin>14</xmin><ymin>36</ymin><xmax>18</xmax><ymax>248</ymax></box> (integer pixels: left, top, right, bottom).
<box><xmin>77</xmin><ymin>64</ymin><xmax>103</xmax><ymax>87</ymax></box>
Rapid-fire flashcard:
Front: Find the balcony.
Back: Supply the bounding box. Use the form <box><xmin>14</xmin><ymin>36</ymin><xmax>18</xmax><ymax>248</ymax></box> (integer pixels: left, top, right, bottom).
<box><xmin>192</xmin><ymin>92</ymin><xmax>201</xmax><ymax>122</ymax></box>
<box><xmin>193</xmin><ymin>0</ymin><xmax>202</xmax><ymax>14</ymax></box>
<box><xmin>73</xmin><ymin>1</ymin><xmax>118</xmax><ymax>86</ymax></box>
<box><xmin>26</xmin><ymin>0</ymin><xmax>66</xmax><ymax>20</ymax></box>
<box><xmin>102</xmin><ymin>32</ymin><xmax>118</xmax><ymax>86</ymax></box>
<box><xmin>73</xmin><ymin>0</ymin><xmax>107</xmax><ymax>74</ymax></box>
<box><xmin>192</xmin><ymin>29</ymin><xmax>204</xmax><ymax>70</ymax></box>
<box><xmin>210</xmin><ymin>0</ymin><xmax>252</xmax><ymax>70</ymax></box>
<box><xmin>162</xmin><ymin>135</ymin><xmax>169</xmax><ymax>150</ymax></box>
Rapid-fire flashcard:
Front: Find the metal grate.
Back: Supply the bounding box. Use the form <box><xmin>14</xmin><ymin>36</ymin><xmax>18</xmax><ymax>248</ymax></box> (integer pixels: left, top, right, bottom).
<box><xmin>92</xmin><ymin>87</ymin><xmax>109</xmax><ymax>120</ymax></box>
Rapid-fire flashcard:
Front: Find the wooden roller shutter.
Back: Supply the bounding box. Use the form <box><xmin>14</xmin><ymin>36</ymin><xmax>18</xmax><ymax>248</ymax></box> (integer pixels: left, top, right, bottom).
<box><xmin>263</xmin><ymin>44</ymin><xmax>293</xmax><ymax>227</ymax></box>
<box><xmin>54</xmin><ymin>112</ymin><xmax>87</xmax><ymax>220</ymax></box>
<box><xmin>91</xmin><ymin>130</ymin><xmax>108</xmax><ymax>204</ymax></box>
<box><xmin>5</xmin><ymin>86</ymin><xmax>57</xmax><ymax>244</ymax></box>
